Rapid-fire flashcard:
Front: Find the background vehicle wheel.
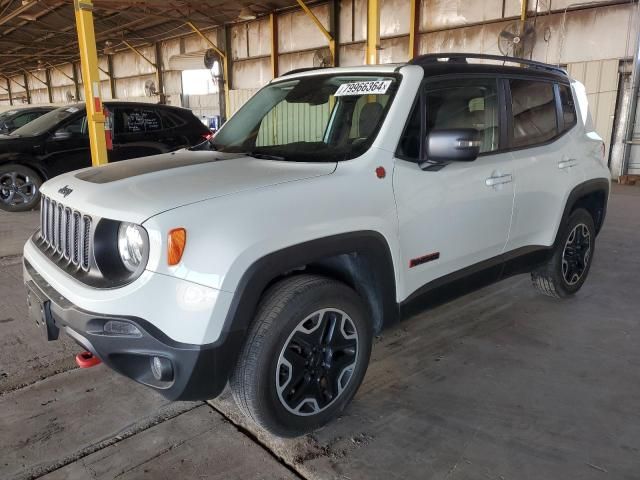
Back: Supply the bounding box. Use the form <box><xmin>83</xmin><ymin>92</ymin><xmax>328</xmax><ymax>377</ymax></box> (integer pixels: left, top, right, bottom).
<box><xmin>0</xmin><ymin>165</ymin><xmax>42</xmax><ymax>212</ymax></box>
<box><xmin>231</xmin><ymin>274</ymin><xmax>372</xmax><ymax>437</ymax></box>
<box><xmin>531</xmin><ymin>208</ymin><xmax>596</xmax><ymax>298</ymax></box>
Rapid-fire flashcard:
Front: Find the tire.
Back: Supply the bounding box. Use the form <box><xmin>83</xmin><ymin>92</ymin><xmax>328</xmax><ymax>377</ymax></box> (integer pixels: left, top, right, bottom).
<box><xmin>230</xmin><ymin>274</ymin><xmax>372</xmax><ymax>437</ymax></box>
<box><xmin>0</xmin><ymin>165</ymin><xmax>42</xmax><ymax>212</ymax></box>
<box><xmin>531</xmin><ymin>208</ymin><xmax>596</xmax><ymax>298</ymax></box>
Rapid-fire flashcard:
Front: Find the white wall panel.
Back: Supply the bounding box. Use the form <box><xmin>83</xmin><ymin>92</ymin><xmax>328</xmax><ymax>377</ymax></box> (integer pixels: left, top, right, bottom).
<box><xmin>49</xmin><ymin>65</ymin><xmax>75</xmax><ymax>87</ymax></box>
<box><xmin>380</xmin><ymin>37</ymin><xmax>410</xmax><ymax>63</ymax></box>
<box><xmin>112</xmin><ymin>47</ymin><xmax>156</xmax><ymax>77</ymax></box>
<box><xmin>248</xmin><ymin>18</ymin><xmax>272</xmax><ymax>57</ymax></box>
<box><xmin>339</xmin><ymin>43</ymin><xmax>367</xmax><ymax>66</ymax></box>
<box><xmin>183</xmin><ymin>30</ymin><xmax>220</xmax><ymax>54</ymax></box>
<box><xmin>421</xmin><ymin>0</ymin><xmax>504</xmax><ymax>31</ymax></box>
<box><xmin>278</xmin><ymin>51</ymin><xmax>318</xmax><ymax>74</ymax></box>
<box><xmin>232</xmin><ymin>58</ymin><xmax>271</xmax><ymax>89</ymax></box>
<box><xmin>278</xmin><ymin>4</ymin><xmax>329</xmax><ymax>53</ymax></box>
<box><xmin>381</xmin><ymin>0</ymin><xmax>411</xmax><ymax>37</ymax></box>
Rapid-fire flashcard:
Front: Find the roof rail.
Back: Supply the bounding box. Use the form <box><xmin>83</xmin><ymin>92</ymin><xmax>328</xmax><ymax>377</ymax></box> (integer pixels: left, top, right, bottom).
<box><xmin>280</xmin><ymin>66</ymin><xmax>328</xmax><ymax>77</ymax></box>
<box><xmin>408</xmin><ymin>53</ymin><xmax>568</xmax><ymax>76</ymax></box>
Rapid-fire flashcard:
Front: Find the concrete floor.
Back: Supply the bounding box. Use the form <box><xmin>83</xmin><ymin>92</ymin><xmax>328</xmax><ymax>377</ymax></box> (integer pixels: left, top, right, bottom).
<box><xmin>1</xmin><ymin>184</ymin><xmax>639</xmax><ymax>480</ymax></box>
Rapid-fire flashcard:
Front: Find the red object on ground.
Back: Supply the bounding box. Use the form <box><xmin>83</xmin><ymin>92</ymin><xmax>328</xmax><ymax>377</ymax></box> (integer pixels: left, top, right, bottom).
<box><xmin>75</xmin><ymin>351</ymin><xmax>101</xmax><ymax>368</ymax></box>
<box><xmin>375</xmin><ymin>166</ymin><xmax>386</xmax><ymax>179</ymax></box>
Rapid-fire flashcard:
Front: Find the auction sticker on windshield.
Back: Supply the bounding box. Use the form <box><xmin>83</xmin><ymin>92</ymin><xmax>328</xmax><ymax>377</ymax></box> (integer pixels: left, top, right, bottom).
<box><xmin>335</xmin><ymin>80</ymin><xmax>392</xmax><ymax>96</ymax></box>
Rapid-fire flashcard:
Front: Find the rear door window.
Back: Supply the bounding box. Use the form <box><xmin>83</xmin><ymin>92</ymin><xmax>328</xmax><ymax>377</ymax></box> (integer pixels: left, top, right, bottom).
<box><xmin>114</xmin><ymin>107</ymin><xmax>162</xmax><ymax>135</ymax></box>
<box><xmin>509</xmin><ymin>79</ymin><xmax>558</xmax><ymax>148</ymax></box>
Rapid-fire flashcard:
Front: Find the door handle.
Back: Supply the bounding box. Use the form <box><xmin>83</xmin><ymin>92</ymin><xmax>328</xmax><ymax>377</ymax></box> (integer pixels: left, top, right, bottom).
<box><xmin>558</xmin><ymin>159</ymin><xmax>578</xmax><ymax>169</ymax></box>
<box><xmin>485</xmin><ymin>174</ymin><xmax>513</xmax><ymax>187</ymax></box>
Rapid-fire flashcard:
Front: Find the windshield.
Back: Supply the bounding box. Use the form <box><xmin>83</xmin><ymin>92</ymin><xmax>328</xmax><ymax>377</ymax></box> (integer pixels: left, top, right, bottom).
<box><xmin>212</xmin><ymin>74</ymin><xmax>398</xmax><ymax>162</ymax></box>
<box><xmin>11</xmin><ymin>105</ymin><xmax>82</xmax><ymax>137</ymax></box>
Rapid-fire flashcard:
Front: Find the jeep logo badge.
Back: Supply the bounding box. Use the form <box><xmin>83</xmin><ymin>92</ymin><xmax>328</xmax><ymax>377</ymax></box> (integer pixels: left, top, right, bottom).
<box><xmin>58</xmin><ymin>185</ymin><xmax>73</xmax><ymax>198</ymax></box>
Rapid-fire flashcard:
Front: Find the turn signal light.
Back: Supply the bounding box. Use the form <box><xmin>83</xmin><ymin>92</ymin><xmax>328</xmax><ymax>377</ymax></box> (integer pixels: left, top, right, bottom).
<box><xmin>168</xmin><ymin>228</ymin><xmax>187</xmax><ymax>266</ymax></box>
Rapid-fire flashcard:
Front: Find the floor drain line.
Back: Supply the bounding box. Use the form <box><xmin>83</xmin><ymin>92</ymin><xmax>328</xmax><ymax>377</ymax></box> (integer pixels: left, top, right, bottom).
<box><xmin>205</xmin><ymin>401</ymin><xmax>307</xmax><ymax>480</ymax></box>
<box><xmin>19</xmin><ymin>402</ymin><xmax>203</xmax><ymax>480</ymax></box>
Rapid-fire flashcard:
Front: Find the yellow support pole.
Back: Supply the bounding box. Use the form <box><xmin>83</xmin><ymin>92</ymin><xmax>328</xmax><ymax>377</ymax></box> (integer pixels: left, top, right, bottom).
<box><xmin>409</xmin><ymin>0</ymin><xmax>420</xmax><ymax>59</ymax></box>
<box><xmin>186</xmin><ymin>21</ymin><xmax>230</xmax><ymax>119</ymax></box>
<box><xmin>366</xmin><ymin>0</ymin><xmax>380</xmax><ymax>65</ymax></box>
<box><xmin>295</xmin><ymin>0</ymin><xmax>336</xmax><ymax>66</ymax></box>
<box><xmin>74</xmin><ymin>0</ymin><xmax>108</xmax><ymax>167</ymax></box>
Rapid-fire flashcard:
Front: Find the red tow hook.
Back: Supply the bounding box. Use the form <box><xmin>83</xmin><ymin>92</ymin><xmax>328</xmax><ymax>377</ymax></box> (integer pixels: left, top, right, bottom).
<box><xmin>75</xmin><ymin>351</ymin><xmax>101</xmax><ymax>368</ymax></box>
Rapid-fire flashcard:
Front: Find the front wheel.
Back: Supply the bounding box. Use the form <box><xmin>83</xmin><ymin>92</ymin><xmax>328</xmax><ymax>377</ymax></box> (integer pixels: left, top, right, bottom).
<box><xmin>230</xmin><ymin>274</ymin><xmax>372</xmax><ymax>437</ymax></box>
<box><xmin>531</xmin><ymin>208</ymin><xmax>596</xmax><ymax>298</ymax></box>
<box><xmin>0</xmin><ymin>165</ymin><xmax>42</xmax><ymax>212</ymax></box>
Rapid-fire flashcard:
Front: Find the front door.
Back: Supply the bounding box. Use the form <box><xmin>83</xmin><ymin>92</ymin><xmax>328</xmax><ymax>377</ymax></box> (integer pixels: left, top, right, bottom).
<box><xmin>394</xmin><ymin>77</ymin><xmax>515</xmax><ymax>299</ymax></box>
<box><xmin>43</xmin><ymin>114</ymin><xmax>91</xmax><ymax>177</ymax></box>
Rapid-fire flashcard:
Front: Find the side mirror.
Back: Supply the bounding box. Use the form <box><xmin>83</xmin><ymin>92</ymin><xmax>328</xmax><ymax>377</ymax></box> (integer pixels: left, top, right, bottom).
<box><xmin>52</xmin><ymin>129</ymin><xmax>72</xmax><ymax>141</ymax></box>
<box><xmin>424</xmin><ymin>128</ymin><xmax>481</xmax><ymax>165</ymax></box>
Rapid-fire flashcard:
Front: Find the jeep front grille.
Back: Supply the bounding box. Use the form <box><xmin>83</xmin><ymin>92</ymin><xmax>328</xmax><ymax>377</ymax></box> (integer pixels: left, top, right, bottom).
<box><xmin>40</xmin><ymin>195</ymin><xmax>92</xmax><ymax>271</ymax></box>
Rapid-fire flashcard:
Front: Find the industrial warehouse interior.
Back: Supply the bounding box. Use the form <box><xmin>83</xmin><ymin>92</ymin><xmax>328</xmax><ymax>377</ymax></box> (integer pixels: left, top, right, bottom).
<box><xmin>1</xmin><ymin>0</ymin><xmax>640</xmax><ymax>479</ymax></box>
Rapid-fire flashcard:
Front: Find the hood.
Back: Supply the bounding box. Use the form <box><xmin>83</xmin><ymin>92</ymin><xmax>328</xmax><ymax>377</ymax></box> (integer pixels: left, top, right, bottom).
<box><xmin>40</xmin><ymin>150</ymin><xmax>337</xmax><ymax>223</ymax></box>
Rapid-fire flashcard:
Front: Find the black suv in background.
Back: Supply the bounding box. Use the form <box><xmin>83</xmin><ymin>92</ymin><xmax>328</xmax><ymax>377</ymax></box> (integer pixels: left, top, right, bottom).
<box><xmin>0</xmin><ymin>106</ymin><xmax>56</xmax><ymax>134</ymax></box>
<box><xmin>0</xmin><ymin>102</ymin><xmax>211</xmax><ymax>211</ymax></box>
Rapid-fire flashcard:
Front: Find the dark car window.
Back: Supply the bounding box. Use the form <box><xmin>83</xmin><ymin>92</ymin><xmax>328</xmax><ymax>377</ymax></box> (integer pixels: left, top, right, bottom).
<box><xmin>59</xmin><ymin>115</ymin><xmax>88</xmax><ymax>136</ymax></box>
<box><xmin>12</xmin><ymin>105</ymin><xmax>82</xmax><ymax>137</ymax></box>
<box><xmin>12</xmin><ymin>112</ymin><xmax>42</xmax><ymax>128</ymax></box>
<box><xmin>396</xmin><ymin>101</ymin><xmax>421</xmax><ymax>160</ymax></box>
<box><xmin>509</xmin><ymin>79</ymin><xmax>558</xmax><ymax>148</ymax></box>
<box><xmin>558</xmin><ymin>83</ymin><xmax>577</xmax><ymax>133</ymax></box>
<box><xmin>114</xmin><ymin>107</ymin><xmax>162</xmax><ymax>134</ymax></box>
<box><xmin>161</xmin><ymin>110</ymin><xmax>187</xmax><ymax>129</ymax></box>
<box><xmin>426</xmin><ymin>79</ymin><xmax>500</xmax><ymax>154</ymax></box>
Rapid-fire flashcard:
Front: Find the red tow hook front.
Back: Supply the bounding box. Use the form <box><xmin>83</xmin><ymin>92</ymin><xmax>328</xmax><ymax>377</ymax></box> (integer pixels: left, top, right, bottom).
<box><xmin>75</xmin><ymin>351</ymin><xmax>101</xmax><ymax>368</ymax></box>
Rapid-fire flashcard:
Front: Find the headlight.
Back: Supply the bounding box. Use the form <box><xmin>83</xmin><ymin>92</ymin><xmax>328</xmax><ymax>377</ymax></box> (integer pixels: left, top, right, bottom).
<box><xmin>117</xmin><ymin>222</ymin><xmax>146</xmax><ymax>272</ymax></box>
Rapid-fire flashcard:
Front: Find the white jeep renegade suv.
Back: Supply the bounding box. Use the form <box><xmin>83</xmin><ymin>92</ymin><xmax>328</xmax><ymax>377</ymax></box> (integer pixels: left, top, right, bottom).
<box><xmin>23</xmin><ymin>54</ymin><xmax>610</xmax><ymax>436</ymax></box>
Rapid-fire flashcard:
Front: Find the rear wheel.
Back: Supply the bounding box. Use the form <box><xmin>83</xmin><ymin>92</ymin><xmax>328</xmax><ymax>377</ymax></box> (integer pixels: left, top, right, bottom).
<box><xmin>0</xmin><ymin>165</ymin><xmax>42</xmax><ymax>212</ymax></box>
<box><xmin>230</xmin><ymin>274</ymin><xmax>372</xmax><ymax>437</ymax></box>
<box><xmin>531</xmin><ymin>208</ymin><xmax>595</xmax><ymax>298</ymax></box>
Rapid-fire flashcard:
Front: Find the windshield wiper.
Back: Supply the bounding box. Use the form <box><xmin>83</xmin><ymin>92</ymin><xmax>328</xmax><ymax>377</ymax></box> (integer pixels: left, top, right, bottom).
<box><xmin>246</xmin><ymin>151</ymin><xmax>286</xmax><ymax>161</ymax></box>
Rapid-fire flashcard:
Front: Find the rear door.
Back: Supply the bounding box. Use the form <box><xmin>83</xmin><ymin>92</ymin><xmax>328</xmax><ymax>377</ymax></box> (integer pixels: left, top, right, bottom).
<box><xmin>111</xmin><ymin>105</ymin><xmax>167</xmax><ymax>161</ymax></box>
<box><xmin>394</xmin><ymin>77</ymin><xmax>515</xmax><ymax>297</ymax></box>
<box><xmin>504</xmin><ymin>78</ymin><xmax>583</xmax><ymax>251</ymax></box>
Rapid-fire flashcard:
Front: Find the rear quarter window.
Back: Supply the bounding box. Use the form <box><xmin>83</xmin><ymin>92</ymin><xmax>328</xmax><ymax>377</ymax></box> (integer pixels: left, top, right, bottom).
<box><xmin>558</xmin><ymin>84</ymin><xmax>577</xmax><ymax>133</ymax></box>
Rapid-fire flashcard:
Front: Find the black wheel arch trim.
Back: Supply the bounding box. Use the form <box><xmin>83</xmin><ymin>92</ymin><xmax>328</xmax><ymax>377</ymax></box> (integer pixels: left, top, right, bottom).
<box><xmin>0</xmin><ymin>157</ymin><xmax>48</xmax><ymax>181</ymax></box>
<box><xmin>219</xmin><ymin>231</ymin><xmax>399</xmax><ymax>342</ymax></box>
<box><xmin>555</xmin><ymin>177</ymin><xmax>609</xmax><ymax>246</ymax></box>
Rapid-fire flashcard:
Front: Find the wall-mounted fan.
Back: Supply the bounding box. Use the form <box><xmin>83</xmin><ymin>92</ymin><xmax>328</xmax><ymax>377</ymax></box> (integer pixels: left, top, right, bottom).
<box><xmin>204</xmin><ymin>49</ymin><xmax>220</xmax><ymax>70</ymax></box>
<box><xmin>498</xmin><ymin>20</ymin><xmax>536</xmax><ymax>58</ymax></box>
<box><xmin>312</xmin><ymin>48</ymin><xmax>332</xmax><ymax>68</ymax></box>
<box><xmin>144</xmin><ymin>79</ymin><xmax>158</xmax><ymax>96</ymax></box>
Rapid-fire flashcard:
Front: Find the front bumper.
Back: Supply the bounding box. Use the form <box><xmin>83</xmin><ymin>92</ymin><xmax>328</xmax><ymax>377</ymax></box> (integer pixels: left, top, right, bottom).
<box><xmin>23</xmin><ymin>259</ymin><xmax>242</xmax><ymax>401</ymax></box>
